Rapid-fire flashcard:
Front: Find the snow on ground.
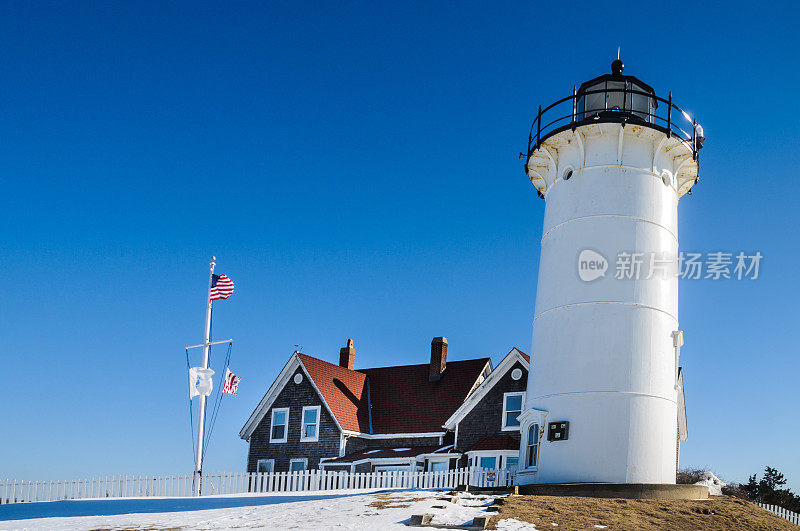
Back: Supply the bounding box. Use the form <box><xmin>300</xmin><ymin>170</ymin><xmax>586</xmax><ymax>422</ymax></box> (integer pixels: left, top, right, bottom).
<box><xmin>694</xmin><ymin>471</ymin><xmax>726</xmax><ymax>496</ymax></box>
<box><xmin>495</xmin><ymin>518</ymin><xmax>538</xmax><ymax>530</ymax></box>
<box><xmin>0</xmin><ymin>489</ymin><xmax>530</xmax><ymax>530</ymax></box>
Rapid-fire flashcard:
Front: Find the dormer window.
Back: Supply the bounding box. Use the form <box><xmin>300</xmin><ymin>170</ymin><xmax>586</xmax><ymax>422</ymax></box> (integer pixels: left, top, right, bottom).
<box><xmin>502</xmin><ymin>392</ymin><xmax>525</xmax><ymax>430</ymax></box>
<box><xmin>300</xmin><ymin>405</ymin><xmax>321</xmax><ymax>442</ymax></box>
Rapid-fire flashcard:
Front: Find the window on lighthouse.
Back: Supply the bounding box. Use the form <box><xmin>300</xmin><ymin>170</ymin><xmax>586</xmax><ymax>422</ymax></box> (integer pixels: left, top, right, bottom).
<box><xmin>526</xmin><ymin>424</ymin><xmax>540</xmax><ymax>468</ymax></box>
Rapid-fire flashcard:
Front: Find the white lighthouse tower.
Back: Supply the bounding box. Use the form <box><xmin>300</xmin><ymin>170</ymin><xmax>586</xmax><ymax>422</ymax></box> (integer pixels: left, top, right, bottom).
<box><xmin>517</xmin><ymin>59</ymin><xmax>703</xmax><ymax>485</ymax></box>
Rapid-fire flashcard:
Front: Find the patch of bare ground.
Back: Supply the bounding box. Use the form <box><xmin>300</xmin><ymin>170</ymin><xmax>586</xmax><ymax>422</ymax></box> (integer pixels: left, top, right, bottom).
<box><xmin>368</xmin><ymin>493</ymin><xmax>432</xmax><ymax>510</ymax></box>
<box><xmin>488</xmin><ymin>495</ymin><xmax>797</xmax><ymax>530</ymax></box>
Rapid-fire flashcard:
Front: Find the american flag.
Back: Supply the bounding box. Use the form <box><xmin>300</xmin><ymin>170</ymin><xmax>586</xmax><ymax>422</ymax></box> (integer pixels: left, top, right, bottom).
<box><xmin>209</xmin><ymin>274</ymin><xmax>234</xmax><ymax>300</ymax></box>
<box><xmin>222</xmin><ymin>368</ymin><xmax>241</xmax><ymax>395</ymax></box>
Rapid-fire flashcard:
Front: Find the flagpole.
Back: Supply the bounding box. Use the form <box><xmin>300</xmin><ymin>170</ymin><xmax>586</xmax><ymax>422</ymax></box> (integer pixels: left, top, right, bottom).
<box><xmin>194</xmin><ymin>256</ymin><xmax>215</xmax><ymax>496</ymax></box>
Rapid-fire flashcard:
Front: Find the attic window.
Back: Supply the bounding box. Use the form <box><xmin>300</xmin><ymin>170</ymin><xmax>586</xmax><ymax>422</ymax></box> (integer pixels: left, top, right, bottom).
<box><xmin>300</xmin><ymin>406</ymin><xmax>320</xmax><ymax>442</ymax></box>
<box><xmin>270</xmin><ymin>408</ymin><xmax>289</xmax><ymax>443</ymax></box>
<box><xmin>502</xmin><ymin>392</ymin><xmax>525</xmax><ymax>430</ymax></box>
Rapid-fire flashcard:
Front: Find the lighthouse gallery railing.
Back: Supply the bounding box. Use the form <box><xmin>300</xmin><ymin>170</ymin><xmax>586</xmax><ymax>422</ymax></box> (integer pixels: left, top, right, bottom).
<box><xmin>526</xmin><ymin>85</ymin><xmax>701</xmax><ymax>163</ymax></box>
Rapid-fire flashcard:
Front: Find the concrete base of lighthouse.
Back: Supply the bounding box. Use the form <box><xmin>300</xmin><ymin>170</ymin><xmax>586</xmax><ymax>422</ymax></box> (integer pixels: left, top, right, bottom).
<box><xmin>516</xmin><ymin>482</ymin><xmax>709</xmax><ymax>500</ymax></box>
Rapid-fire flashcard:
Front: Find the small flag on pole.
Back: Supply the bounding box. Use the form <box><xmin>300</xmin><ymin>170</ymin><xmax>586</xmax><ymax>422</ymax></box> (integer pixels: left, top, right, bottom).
<box><xmin>188</xmin><ymin>367</ymin><xmax>215</xmax><ymax>398</ymax></box>
<box><xmin>209</xmin><ymin>274</ymin><xmax>234</xmax><ymax>300</ymax></box>
<box><xmin>222</xmin><ymin>368</ymin><xmax>242</xmax><ymax>395</ymax></box>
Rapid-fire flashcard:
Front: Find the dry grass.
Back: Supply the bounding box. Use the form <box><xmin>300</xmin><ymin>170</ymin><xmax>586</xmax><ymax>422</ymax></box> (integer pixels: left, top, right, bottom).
<box><xmin>367</xmin><ymin>493</ymin><xmax>432</xmax><ymax>510</ymax></box>
<box><xmin>488</xmin><ymin>495</ymin><xmax>797</xmax><ymax>530</ymax></box>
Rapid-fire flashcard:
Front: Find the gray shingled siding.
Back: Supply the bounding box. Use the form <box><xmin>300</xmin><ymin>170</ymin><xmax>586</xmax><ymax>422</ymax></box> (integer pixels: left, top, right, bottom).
<box><xmin>246</xmin><ymin>368</ymin><xmax>341</xmax><ymax>472</ymax></box>
<box><xmin>455</xmin><ymin>361</ymin><xmax>528</xmax><ymax>455</ymax></box>
<box><xmin>344</xmin><ymin>435</ymin><xmax>441</xmax><ymax>454</ymax></box>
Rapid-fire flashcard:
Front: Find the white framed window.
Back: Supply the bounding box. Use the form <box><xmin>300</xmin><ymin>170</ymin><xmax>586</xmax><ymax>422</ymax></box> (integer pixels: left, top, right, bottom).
<box><xmin>502</xmin><ymin>392</ymin><xmax>525</xmax><ymax>430</ymax></box>
<box><xmin>505</xmin><ymin>456</ymin><xmax>519</xmax><ymax>470</ymax></box>
<box><xmin>300</xmin><ymin>405</ymin><xmax>321</xmax><ymax>442</ymax></box>
<box><xmin>289</xmin><ymin>458</ymin><xmax>308</xmax><ymax>472</ymax></box>
<box><xmin>269</xmin><ymin>407</ymin><xmax>290</xmax><ymax>443</ymax></box>
<box><xmin>525</xmin><ymin>423</ymin><xmax>540</xmax><ymax>469</ymax></box>
<box><xmin>479</xmin><ymin>456</ymin><xmax>497</xmax><ymax>469</ymax></box>
<box><xmin>430</xmin><ymin>461</ymin><xmax>448</xmax><ymax>472</ymax></box>
<box><xmin>256</xmin><ymin>459</ymin><xmax>274</xmax><ymax>473</ymax></box>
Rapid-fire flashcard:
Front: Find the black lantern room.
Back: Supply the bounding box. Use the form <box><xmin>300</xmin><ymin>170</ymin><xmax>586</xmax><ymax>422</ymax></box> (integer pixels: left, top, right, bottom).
<box><xmin>577</xmin><ymin>59</ymin><xmax>656</xmax><ymax>124</ymax></box>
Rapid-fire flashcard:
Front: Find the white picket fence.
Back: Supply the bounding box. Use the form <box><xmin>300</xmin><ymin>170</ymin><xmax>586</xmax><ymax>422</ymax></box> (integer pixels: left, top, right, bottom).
<box><xmin>0</xmin><ymin>467</ymin><xmax>514</xmax><ymax>505</ymax></box>
<box><xmin>758</xmin><ymin>502</ymin><xmax>800</xmax><ymax>525</ymax></box>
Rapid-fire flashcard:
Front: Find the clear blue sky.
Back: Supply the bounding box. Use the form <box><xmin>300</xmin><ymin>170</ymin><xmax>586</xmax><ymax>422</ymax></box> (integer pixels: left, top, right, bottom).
<box><xmin>2</xmin><ymin>1</ymin><xmax>798</xmax><ymax>491</ymax></box>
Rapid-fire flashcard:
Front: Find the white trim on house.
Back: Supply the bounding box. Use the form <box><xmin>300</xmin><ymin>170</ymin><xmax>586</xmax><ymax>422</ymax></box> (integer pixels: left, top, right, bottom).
<box><xmin>464</xmin><ymin>360</ymin><xmax>494</xmax><ymax>398</ymax></box>
<box><xmin>300</xmin><ymin>405</ymin><xmax>322</xmax><ymax>442</ymax></box>
<box><xmin>319</xmin><ymin>446</ymin><xmax>460</xmax><ymax>469</ymax></box>
<box><xmin>269</xmin><ymin>407</ymin><xmax>290</xmax><ymax>443</ymax></box>
<box><xmin>501</xmin><ymin>391</ymin><xmax>525</xmax><ymax>431</ymax></box>
<box><xmin>443</xmin><ymin>348</ymin><xmax>529</xmax><ymax>432</ymax></box>
<box><xmin>320</xmin><ymin>456</ymin><xmax>417</xmax><ymax>468</ymax></box>
<box><xmin>256</xmin><ymin>458</ymin><xmax>275</xmax><ymax>473</ymax></box>
<box><xmin>240</xmin><ymin>354</ymin><xmax>299</xmax><ymax>440</ymax></box>
<box><xmin>418</xmin><ymin>453</ymin><xmax>462</xmax><ymax>460</ymax></box>
<box><xmin>239</xmin><ymin>353</ymin><xmax>343</xmax><ymax>440</ymax></box>
<box><xmin>289</xmin><ymin>458</ymin><xmax>308</xmax><ymax>472</ymax></box>
<box><xmin>340</xmin><ymin>430</ymin><xmax>446</xmax><ymax>439</ymax></box>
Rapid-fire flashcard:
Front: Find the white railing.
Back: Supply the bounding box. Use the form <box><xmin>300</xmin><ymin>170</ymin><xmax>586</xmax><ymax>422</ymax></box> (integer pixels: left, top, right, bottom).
<box><xmin>758</xmin><ymin>502</ymin><xmax>800</xmax><ymax>525</ymax></box>
<box><xmin>0</xmin><ymin>467</ymin><xmax>515</xmax><ymax>504</ymax></box>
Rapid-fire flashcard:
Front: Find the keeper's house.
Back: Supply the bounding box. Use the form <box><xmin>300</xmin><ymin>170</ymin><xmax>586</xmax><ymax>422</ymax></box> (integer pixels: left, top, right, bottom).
<box><xmin>240</xmin><ymin>338</ymin><xmax>530</xmax><ymax>474</ymax></box>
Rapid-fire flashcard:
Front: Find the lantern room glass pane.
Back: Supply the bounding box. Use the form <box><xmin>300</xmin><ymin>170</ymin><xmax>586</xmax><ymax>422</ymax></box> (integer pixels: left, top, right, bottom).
<box><xmin>579</xmin><ymin>80</ymin><xmax>654</xmax><ymax>123</ymax></box>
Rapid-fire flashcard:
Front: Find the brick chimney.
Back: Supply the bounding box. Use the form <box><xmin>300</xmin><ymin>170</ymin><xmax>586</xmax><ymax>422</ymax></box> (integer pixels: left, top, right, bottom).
<box><xmin>429</xmin><ymin>337</ymin><xmax>447</xmax><ymax>381</ymax></box>
<box><xmin>339</xmin><ymin>338</ymin><xmax>355</xmax><ymax>370</ymax></box>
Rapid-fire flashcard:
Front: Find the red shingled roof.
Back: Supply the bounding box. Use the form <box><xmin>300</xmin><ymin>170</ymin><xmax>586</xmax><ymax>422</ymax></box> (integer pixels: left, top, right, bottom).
<box><xmin>362</xmin><ymin>359</ymin><xmax>490</xmax><ymax>433</ymax></box>
<box><xmin>297</xmin><ymin>353</ymin><xmax>489</xmax><ymax>435</ymax></box>
<box><xmin>515</xmin><ymin>348</ymin><xmax>530</xmax><ymax>363</ymax></box>
<box><xmin>466</xmin><ymin>433</ymin><xmax>521</xmax><ymax>452</ymax></box>
<box><xmin>297</xmin><ymin>353</ymin><xmax>370</xmax><ymax>432</ymax></box>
